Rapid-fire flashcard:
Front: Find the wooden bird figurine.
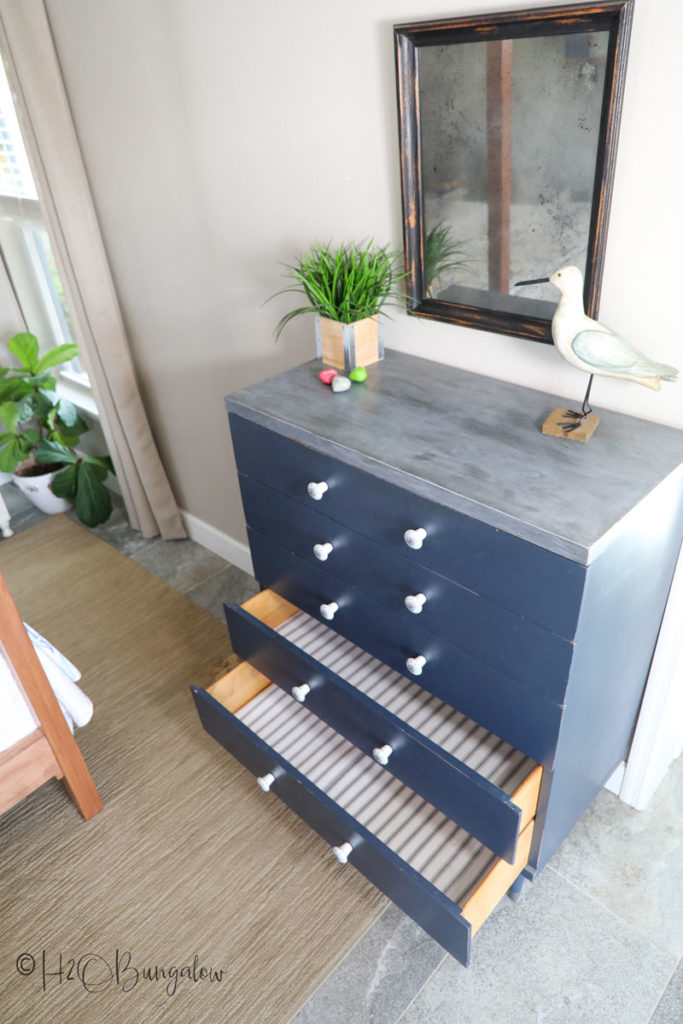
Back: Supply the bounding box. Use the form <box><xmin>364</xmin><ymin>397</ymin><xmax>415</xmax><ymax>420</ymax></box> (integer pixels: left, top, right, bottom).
<box><xmin>518</xmin><ymin>265</ymin><xmax>679</xmax><ymax>390</ymax></box>
<box><xmin>517</xmin><ymin>266</ymin><xmax>679</xmax><ymax>434</ymax></box>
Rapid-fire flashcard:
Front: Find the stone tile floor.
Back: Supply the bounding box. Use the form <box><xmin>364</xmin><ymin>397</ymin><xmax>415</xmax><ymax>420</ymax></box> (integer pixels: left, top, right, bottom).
<box><xmin>2</xmin><ymin>485</ymin><xmax>681</xmax><ymax>1024</ymax></box>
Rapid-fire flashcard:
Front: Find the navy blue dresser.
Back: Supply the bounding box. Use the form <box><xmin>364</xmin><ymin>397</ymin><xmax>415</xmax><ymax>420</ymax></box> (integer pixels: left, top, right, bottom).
<box><xmin>192</xmin><ymin>352</ymin><xmax>683</xmax><ymax>966</ymax></box>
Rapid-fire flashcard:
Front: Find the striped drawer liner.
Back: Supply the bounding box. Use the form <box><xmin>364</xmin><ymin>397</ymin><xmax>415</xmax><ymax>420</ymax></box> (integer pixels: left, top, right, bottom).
<box><xmin>235</xmin><ymin>612</ymin><xmax>536</xmax><ymax>906</ymax></box>
<box><xmin>278</xmin><ymin>610</ymin><xmax>534</xmax><ymax>794</ymax></box>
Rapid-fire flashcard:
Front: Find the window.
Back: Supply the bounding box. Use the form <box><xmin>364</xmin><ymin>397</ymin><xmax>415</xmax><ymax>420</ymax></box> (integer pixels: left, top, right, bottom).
<box><xmin>0</xmin><ymin>55</ymin><xmax>88</xmax><ymax>388</ymax></box>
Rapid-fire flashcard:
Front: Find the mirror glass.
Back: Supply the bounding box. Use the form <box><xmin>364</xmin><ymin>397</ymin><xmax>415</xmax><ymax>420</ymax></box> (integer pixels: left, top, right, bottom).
<box><xmin>395</xmin><ymin>3</ymin><xmax>633</xmax><ymax>342</ymax></box>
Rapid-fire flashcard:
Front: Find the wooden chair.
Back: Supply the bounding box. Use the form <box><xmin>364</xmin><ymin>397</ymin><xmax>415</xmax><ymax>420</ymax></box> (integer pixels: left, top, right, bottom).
<box><xmin>0</xmin><ymin>570</ymin><xmax>103</xmax><ymax>820</ymax></box>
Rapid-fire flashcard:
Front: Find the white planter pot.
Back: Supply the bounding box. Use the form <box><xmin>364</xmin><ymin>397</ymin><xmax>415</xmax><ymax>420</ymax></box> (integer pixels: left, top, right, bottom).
<box><xmin>12</xmin><ymin>468</ymin><xmax>72</xmax><ymax>515</ymax></box>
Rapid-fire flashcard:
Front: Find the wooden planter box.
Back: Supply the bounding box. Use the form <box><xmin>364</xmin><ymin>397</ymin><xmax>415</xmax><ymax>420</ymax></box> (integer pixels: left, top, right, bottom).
<box><xmin>315</xmin><ymin>315</ymin><xmax>384</xmax><ymax>371</ymax></box>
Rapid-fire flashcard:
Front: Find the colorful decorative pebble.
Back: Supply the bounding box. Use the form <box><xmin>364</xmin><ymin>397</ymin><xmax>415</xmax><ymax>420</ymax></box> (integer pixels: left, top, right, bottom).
<box><xmin>331</xmin><ymin>375</ymin><xmax>351</xmax><ymax>393</ymax></box>
<box><xmin>349</xmin><ymin>366</ymin><xmax>367</xmax><ymax>382</ymax></box>
<box><xmin>318</xmin><ymin>368</ymin><xmax>338</xmax><ymax>384</ymax></box>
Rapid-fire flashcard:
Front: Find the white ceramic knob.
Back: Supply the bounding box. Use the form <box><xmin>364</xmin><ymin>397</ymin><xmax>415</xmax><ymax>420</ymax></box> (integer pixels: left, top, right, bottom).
<box><xmin>307</xmin><ymin>481</ymin><xmax>329</xmax><ymax>501</ymax></box>
<box><xmin>291</xmin><ymin>683</ymin><xmax>311</xmax><ymax>703</ymax></box>
<box><xmin>404</xmin><ymin>527</ymin><xmax>427</xmax><ymax>550</ymax></box>
<box><xmin>404</xmin><ymin>593</ymin><xmax>427</xmax><ymax>614</ymax></box>
<box><xmin>320</xmin><ymin>601</ymin><xmax>339</xmax><ymax>620</ymax></box>
<box><xmin>257</xmin><ymin>773</ymin><xmax>275</xmax><ymax>792</ymax></box>
<box><xmin>406</xmin><ymin>655</ymin><xmax>426</xmax><ymax>676</ymax></box>
<box><xmin>332</xmin><ymin>842</ymin><xmax>353</xmax><ymax>864</ymax></box>
<box><xmin>372</xmin><ymin>744</ymin><xmax>393</xmax><ymax>766</ymax></box>
<box><xmin>313</xmin><ymin>542</ymin><xmax>333</xmax><ymax>561</ymax></box>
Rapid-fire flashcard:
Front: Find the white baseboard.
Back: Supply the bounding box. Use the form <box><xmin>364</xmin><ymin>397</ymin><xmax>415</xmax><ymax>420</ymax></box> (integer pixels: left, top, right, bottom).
<box><xmin>180</xmin><ymin>509</ymin><xmax>254</xmax><ymax>576</ymax></box>
<box><xmin>604</xmin><ymin>761</ymin><xmax>625</xmax><ymax>795</ymax></box>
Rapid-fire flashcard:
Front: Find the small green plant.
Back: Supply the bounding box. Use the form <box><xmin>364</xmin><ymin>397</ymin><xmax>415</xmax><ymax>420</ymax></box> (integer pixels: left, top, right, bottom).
<box><xmin>423</xmin><ymin>223</ymin><xmax>470</xmax><ymax>298</ymax></box>
<box><xmin>0</xmin><ymin>332</ymin><xmax>114</xmax><ymax>527</ymax></box>
<box><xmin>269</xmin><ymin>240</ymin><xmax>404</xmax><ymax>341</ymax></box>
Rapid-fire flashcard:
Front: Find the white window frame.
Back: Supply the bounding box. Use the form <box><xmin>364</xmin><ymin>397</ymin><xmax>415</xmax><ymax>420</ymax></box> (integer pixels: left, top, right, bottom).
<box><xmin>0</xmin><ymin>195</ymin><xmax>97</xmax><ymax>412</ymax></box>
<box><xmin>0</xmin><ymin>53</ymin><xmax>95</xmax><ymax>417</ymax></box>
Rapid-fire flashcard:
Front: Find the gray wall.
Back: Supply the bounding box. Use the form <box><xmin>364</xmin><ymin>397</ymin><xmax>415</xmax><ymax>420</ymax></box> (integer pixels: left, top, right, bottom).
<box><xmin>42</xmin><ymin>0</ymin><xmax>683</xmax><ymax>554</ymax></box>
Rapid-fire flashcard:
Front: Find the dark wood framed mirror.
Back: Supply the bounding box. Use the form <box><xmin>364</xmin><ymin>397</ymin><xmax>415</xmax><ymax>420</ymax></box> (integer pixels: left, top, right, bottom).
<box><xmin>394</xmin><ymin>1</ymin><xmax>633</xmax><ymax>342</ymax></box>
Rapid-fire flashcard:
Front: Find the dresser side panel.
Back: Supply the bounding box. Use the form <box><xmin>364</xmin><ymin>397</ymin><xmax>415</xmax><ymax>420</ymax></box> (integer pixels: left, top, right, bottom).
<box><xmin>530</xmin><ymin>467</ymin><xmax>683</xmax><ymax>873</ymax></box>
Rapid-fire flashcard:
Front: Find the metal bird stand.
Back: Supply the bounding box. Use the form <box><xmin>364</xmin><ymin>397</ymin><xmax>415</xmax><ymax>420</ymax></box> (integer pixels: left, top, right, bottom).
<box><xmin>542</xmin><ymin>375</ymin><xmax>600</xmax><ymax>442</ymax></box>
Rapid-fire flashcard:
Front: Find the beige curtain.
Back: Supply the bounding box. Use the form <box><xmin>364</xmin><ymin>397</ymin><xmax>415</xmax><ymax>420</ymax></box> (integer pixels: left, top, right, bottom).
<box><xmin>0</xmin><ymin>0</ymin><xmax>186</xmax><ymax>539</ymax></box>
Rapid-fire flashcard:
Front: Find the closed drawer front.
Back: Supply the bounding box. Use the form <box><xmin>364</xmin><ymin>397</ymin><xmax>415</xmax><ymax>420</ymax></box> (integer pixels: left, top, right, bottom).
<box><xmin>192</xmin><ymin>662</ymin><xmax>540</xmax><ymax>965</ymax></box>
<box><xmin>248</xmin><ymin>530</ymin><xmax>564</xmax><ymax>764</ymax></box>
<box><xmin>240</xmin><ymin>474</ymin><xmax>574</xmax><ymax>700</ymax></box>
<box><xmin>224</xmin><ymin>590</ymin><xmax>542</xmax><ymax>863</ymax></box>
<box><xmin>230</xmin><ymin>414</ymin><xmax>585</xmax><ymax>638</ymax></box>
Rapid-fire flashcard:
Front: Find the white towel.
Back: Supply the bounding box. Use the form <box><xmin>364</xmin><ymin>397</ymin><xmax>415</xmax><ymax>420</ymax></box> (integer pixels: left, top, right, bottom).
<box><xmin>0</xmin><ymin>626</ymin><xmax>93</xmax><ymax>752</ymax></box>
<box><xmin>33</xmin><ymin>648</ymin><xmax>93</xmax><ymax>729</ymax></box>
<box><xmin>24</xmin><ymin>625</ymin><xmax>93</xmax><ymax>728</ymax></box>
<box><xmin>23</xmin><ymin>624</ymin><xmax>81</xmax><ymax>682</ymax></box>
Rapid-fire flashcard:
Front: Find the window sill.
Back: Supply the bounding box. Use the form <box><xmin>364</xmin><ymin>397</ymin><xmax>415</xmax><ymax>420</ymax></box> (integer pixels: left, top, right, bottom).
<box><xmin>57</xmin><ymin>370</ymin><xmax>99</xmax><ymax>420</ymax></box>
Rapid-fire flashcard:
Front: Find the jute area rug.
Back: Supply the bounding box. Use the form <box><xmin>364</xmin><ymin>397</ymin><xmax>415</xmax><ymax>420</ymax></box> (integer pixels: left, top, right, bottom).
<box><xmin>0</xmin><ymin>516</ymin><xmax>386</xmax><ymax>1024</ymax></box>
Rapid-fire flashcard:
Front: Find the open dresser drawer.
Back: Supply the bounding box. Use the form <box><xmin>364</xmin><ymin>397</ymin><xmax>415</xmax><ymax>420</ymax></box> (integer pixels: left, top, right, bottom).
<box><xmin>192</xmin><ymin>590</ymin><xmax>543</xmax><ymax>965</ymax></box>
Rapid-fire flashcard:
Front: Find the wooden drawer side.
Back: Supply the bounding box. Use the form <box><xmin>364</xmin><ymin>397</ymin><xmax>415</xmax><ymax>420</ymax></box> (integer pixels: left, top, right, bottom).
<box><xmin>462</xmin><ymin>817</ymin><xmax>534</xmax><ymax>936</ymax></box>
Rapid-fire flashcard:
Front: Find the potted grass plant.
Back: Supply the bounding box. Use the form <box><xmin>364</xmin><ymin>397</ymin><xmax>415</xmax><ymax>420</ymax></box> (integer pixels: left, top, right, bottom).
<box><xmin>0</xmin><ymin>332</ymin><xmax>114</xmax><ymax>527</ymax></box>
<box><xmin>269</xmin><ymin>240</ymin><xmax>404</xmax><ymax>370</ymax></box>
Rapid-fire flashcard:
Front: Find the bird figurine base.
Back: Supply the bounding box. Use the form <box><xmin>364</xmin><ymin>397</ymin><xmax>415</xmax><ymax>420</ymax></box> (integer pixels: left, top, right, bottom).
<box><xmin>542</xmin><ymin>407</ymin><xmax>600</xmax><ymax>442</ymax></box>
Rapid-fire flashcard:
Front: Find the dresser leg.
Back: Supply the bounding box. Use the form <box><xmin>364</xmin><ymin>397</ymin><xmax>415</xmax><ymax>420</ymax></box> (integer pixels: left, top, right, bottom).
<box><xmin>507</xmin><ymin>875</ymin><xmax>526</xmax><ymax>902</ymax></box>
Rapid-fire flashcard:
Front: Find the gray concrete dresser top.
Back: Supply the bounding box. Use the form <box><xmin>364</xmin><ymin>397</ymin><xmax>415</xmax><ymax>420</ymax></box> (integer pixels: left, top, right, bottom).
<box><xmin>225</xmin><ymin>351</ymin><xmax>683</xmax><ymax>564</ymax></box>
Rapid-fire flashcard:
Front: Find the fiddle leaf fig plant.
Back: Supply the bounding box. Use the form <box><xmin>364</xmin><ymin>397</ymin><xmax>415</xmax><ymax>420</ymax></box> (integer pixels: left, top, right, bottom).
<box><xmin>32</xmin><ymin>441</ymin><xmax>114</xmax><ymax>527</ymax></box>
<box><xmin>0</xmin><ymin>332</ymin><xmax>115</xmax><ymax>527</ymax></box>
<box><xmin>0</xmin><ymin>400</ymin><xmax>40</xmax><ymax>471</ymax></box>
